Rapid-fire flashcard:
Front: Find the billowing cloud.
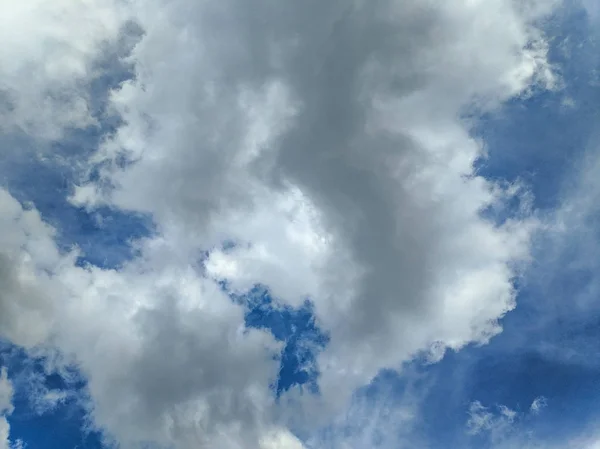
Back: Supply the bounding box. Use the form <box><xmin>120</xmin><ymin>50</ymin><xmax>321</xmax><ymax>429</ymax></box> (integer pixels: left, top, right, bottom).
<box><xmin>0</xmin><ymin>184</ymin><xmax>291</xmax><ymax>448</ymax></box>
<box><xmin>55</xmin><ymin>250</ymin><xmax>284</xmax><ymax>449</ymax></box>
<box><xmin>0</xmin><ymin>189</ymin><xmax>67</xmax><ymax>348</ymax></box>
<box><xmin>0</xmin><ymin>0</ymin><xmax>571</xmax><ymax>448</ymax></box>
<box><xmin>74</xmin><ymin>0</ymin><xmax>554</xmax><ymax>413</ymax></box>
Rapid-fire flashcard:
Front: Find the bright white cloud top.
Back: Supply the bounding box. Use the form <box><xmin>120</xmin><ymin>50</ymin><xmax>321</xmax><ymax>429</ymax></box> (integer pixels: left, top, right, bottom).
<box><xmin>0</xmin><ymin>0</ymin><xmax>597</xmax><ymax>448</ymax></box>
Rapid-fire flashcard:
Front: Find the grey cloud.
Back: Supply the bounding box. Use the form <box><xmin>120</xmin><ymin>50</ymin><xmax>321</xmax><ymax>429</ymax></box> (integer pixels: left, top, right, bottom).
<box><xmin>75</xmin><ymin>0</ymin><xmax>555</xmax><ymax>429</ymax></box>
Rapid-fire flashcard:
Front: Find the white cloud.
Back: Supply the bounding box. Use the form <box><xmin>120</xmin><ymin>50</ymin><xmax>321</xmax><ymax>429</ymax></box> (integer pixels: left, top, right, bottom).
<box><xmin>0</xmin><ymin>189</ymin><xmax>69</xmax><ymax>348</ymax></box>
<box><xmin>19</xmin><ymin>370</ymin><xmax>69</xmax><ymax>416</ymax></box>
<box><xmin>463</xmin><ymin>398</ymin><xmax>600</xmax><ymax>449</ymax></box>
<box><xmin>0</xmin><ymin>369</ymin><xmax>15</xmax><ymax>449</ymax></box>
<box><xmin>73</xmin><ymin>0</ymin><xmax>555</xmax><ymax>417</ymax></box>
<box><xmin>53</xmin><ymin>251</ymin><xmax>284</xmax><ymax>449</ymax></box>
<box><xmin>0</xmin><ymin>0</ymin><xmax>567</xmax><ymax>448</ymax></box>
<box><xmin>465</xmin><ymin>398</ymin><xmax>549</xmax><ymax>448</ymax></box>
<box><xmin>529</xmin><ymin>396</ymin><xmax>547</xmax><ymax>414</ymax></box>
<box><xmin>0</xmin><ymin>0</ymin><xmax>133</xmax><ymax>140</ymax></box>
<box><xmin>0</xmin><ymin>187</ymin><xmax>285</xmax><ymax>448</ymax></box>
<box><xmin>260</xmin><ymin>429</ymin><xmax>306</xmax><ymax>449</ymax></box>
<box><xmin>467</xmin><ymin>401</ymin><xmax>517</xmax><ymax>442</ymax></box>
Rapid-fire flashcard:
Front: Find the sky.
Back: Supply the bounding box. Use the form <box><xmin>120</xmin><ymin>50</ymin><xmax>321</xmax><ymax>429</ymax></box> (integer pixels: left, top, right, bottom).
<box><xmin>0</xmin><ymin>0</ymin><xmax>599</xmax><ymax>448</ymax></box>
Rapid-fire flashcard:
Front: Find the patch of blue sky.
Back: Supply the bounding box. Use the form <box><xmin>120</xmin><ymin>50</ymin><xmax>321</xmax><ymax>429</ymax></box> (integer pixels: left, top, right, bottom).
<box><xmin>414</xmin><ymin>339</ymin><xmax>600</xmax><ymax>447</ymax></box>
<box><xmin>0</xmin><ymin>131</ymin><xmax>152</xmax><ymax>268</ymax></box>
<box><xmin>0</xmin><ymin>34</ymin><xmax>152</xmax><ymax>444</ymax></box>
<box><xmin>0</xmin><ymin>344</ymin><xmax>104</xmax><ymax>449</ymax></box>
<box><xmin>0</xmin><ymin>46</ymin><xmax>153</xmax><ymax>269</ymax></box>
<box><xmin>231</xmin><ymin>286</ymin><xmax>329</xmax><ymax>396</ymax></box>
<box><xmin>0</xmin><ymin>286</ymin><xmax>331</xmax><ymax>446</ymax></box>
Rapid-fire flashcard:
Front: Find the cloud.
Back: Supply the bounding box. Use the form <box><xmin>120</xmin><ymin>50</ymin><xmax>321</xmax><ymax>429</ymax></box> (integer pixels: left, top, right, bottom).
<box><xmin>0</xmin><ymin>0</ymin><xmax>569</xmax><ymax>448</ymax></box>
<box><xmin>306</xmin><ymin>370</ymin><xmax>425</xmax><ymax>449</ymax></box>
<box><xmin>0</xmin><ymin>369</ymin><xmax>15</xmax><ymax>449</ymax></box>
<box><xmin>18</xmin><ymin>369</ymin><xmax>70</xmax><ymax>416</ymax></box>
<box><xmin>464</xmin><ymin>397</ymin><xmax>554</xmax><ymax>448</ymax></box>
<box><xmin>260</xmin><ymin>429</ymin><xmax>306</xmax><ymax>449</ymax></box>
<box><xmin>0</xmin><ymin>0</ymin><xmax>134</xmax><ymax>141</ymax></box>
<box><xmin>529</xmin><ymin>396</ymin><xmax>547</xmax><ymax>414</ymax></box>
<box><xmin>74</xmin><ymin>0</ymin><xmax>556</xmax><ymax>415</ymax></box>
<box><xmin>0</xmin><ymin>189</ymin><xmax>69</xmax><ymax>348</ymax></box>
<box><xmin>467</xmin><ymin>401</ymin><xmax>517</xmax><ymax>442</ymax></box>
<box><xmin>463</xmin><ymin>398</ymin><xmax>600</xmax><ymax>449</ymax></box>
<box><xmin>0</xmin><ymin>186</ymin><xmax>284</xmax><ymax>448</ymax></box>
<box><xmin>54</xmin><ymin>254</ymin><xmax>284</xmax><ymax>449</ymax></box>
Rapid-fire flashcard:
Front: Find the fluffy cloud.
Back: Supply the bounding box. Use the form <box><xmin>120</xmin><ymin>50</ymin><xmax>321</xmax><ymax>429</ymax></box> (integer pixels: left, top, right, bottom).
<box><xmin>74</xmin><ymin>0</ymin><xmax>554</xmax><ymax>413</ymax></box>
<box><xmin>55</xmin><ymin>251</ymin><xmax>284</xmax><ymax>449</ymax></box>
<box><xmin>0</xmin><ymin>0</ymin><xmax>132</xmax><ymax>140</ymax></box>
<box><xmin>0</xmin><ymin>186</ymin><xmax>290</xmax><ymax>448</ymax></box>
<box><xmin>0</xmin><ymin>369</ymin><xmax>14</xmax><ymax>449</ymax></box>
<box><xmin>261</xmin><ymin>429</ymin><xmax>306</xmax><ymax>449</ymax></box>
<box><xmin>0</xmin><ymin>0</ymin><xmax>567</xmax><ymax>448</ymax></box>
<box><xmin>0</xmin><ymin>189</ymin><xmax>68</xmax><ymax>348</ymax></box>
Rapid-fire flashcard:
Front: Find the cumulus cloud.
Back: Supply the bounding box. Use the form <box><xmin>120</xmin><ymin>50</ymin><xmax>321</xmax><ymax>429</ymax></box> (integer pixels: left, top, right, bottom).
<box><xmin>74</xmin><ymin>0</ymin><xmax>554</xmax><ymax>413</ymax></box>
<box><xmin>0</xmin><ymin>185</ymin><xmax>290</xmax><ymax>448</ymax></box>
<box><xmin>0</xmin><ymin>0</ymin><xmax>567</xmax><ymax>448</ymax></box>
<box><xmin>55</xmin><ymin>252</ymin><xmax>284</xmax><ymax>449</ymax></box>
<box><xmin>0</xmin><ymin>369</ymin><xmax>15</xmax><ymax>449</ymax></box>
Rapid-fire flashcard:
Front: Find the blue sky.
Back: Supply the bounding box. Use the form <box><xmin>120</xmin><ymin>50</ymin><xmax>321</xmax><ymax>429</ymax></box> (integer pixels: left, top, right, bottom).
<box><xmin>0</xmin><ymin>1</ymin><xmax>600</xmax><ymax>449</ymax></box>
